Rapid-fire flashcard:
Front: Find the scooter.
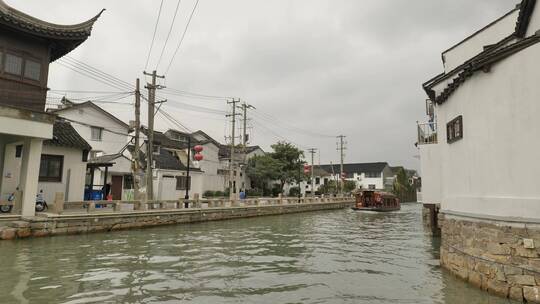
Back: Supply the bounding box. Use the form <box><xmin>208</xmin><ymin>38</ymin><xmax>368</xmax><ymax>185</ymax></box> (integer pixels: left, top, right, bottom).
<box><xmin>0</xmin><ymin>189</ymin><xmax>48</xmax><ymax>213</ymax></box>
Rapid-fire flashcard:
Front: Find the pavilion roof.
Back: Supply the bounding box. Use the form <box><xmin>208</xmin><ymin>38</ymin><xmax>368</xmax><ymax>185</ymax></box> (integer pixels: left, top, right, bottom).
<box><xmin>0</xmin><ymin>0</ymin><xmax>104</xmax><ymax>61</ymax></box>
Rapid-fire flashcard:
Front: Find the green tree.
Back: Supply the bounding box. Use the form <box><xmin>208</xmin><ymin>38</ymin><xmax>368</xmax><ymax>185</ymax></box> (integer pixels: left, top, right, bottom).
<box><xmin>270</xmin><ymin>142</ymin><xmax>305</xmax><ymax>192</ymax></box>
<box><xmin>246</xmin><ymin>154</ymin><xmax>282</xmax><ymax>194</ymax></box>
<box><xmin>393</xmin><ymin>167</ymin><xmax>415</xmax><ymax>202</ymax></box>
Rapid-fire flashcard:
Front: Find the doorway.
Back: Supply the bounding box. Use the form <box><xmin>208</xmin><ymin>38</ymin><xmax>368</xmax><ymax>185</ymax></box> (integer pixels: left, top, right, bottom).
<box><xmin>111</xmin><ymin>175</ymin><xmax>123</xmax><ymax>200</ymax></box>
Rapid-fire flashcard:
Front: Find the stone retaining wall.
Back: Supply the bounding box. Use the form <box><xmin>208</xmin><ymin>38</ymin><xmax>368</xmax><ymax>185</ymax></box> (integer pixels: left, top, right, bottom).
<box><xmin>440</xmin><ymin>213</ymin><xmax>540</xmax><ymax>303</ymax></box>
<box><xmin>0</xmin><ymin>201</ymin><xmax>353</xmax><ymax>241</ymax></box>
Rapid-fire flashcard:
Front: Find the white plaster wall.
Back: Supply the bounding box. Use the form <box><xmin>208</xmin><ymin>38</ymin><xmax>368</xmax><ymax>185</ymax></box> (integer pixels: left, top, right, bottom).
<box><xmin>56</xmin><ymin>106</ymin><xmax>129</xmax><ymax>155</ymax></box>
<box><xmin>419</xmin><ymin>144</ymin><xmax>442</xmax><ymax>204</ymax></box>
<box><xmin>0</xmin><ymin>117</ymin><xmax>52</xmax><ymax>139</ymax></box>
<box><xmin>443</xmin><ymin>10</ymin><xmax>519</xmax><ymax>72</ymax></box>
<box><xmin>434</xmin><ymin>43</ymin><xmax>540</xmax><ymax>219</ymax></box>
<box><xmin>198</xmin><ymin>143</ymin><xmax>226</xmax><ymax>192</ymax></box>
<box><xmin>154</xmin><ymin>170</ymin><xmax>203</xmax><ymax>200</ymax></box>
<box><xmin>1</xmin><ymin>143</ymin><xmax>86</xmax><ymax>203</ymax></box>
<box><xmin>39</xmin><ymin>145</ymin><xmax>86</xmax><ymax>203</ymax></box>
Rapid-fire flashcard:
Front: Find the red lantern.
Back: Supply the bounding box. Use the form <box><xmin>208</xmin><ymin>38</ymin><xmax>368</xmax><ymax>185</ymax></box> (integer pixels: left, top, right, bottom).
<box><xmin>194</xmin><ymin>145</ymin><xmax>204</xmax><ymax>153</ymax></box>
<box><xmin>304</xmin><ymin>164</ymin><xmax>310</xmax><ymax>170</ymax></box>
<box><xmin>194</xmin><ymin>153</ymin><xmax>204</xmax><ymax>161</ymax></box>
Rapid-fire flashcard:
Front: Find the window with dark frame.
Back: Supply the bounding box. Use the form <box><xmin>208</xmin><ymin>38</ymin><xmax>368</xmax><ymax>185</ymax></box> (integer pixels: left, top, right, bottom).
<box><xmin>123</xmin><ymin>175</ymin><xmax>134</xmax><ymax>190</ymax></box>
<box><xmin>447</xmin><ymin>115</ymin><xmax>464</xmax><ymax>144</ymax></box>
<box><xmin>90</xmin><ymin>126</ymin><xmax>103</xmax><ymax>141</ymax></box>
<box><xmin>15</xmin><ymin>145</ymin><xmax>23</xmax><ymax>158</ymax></box>
<box><xmin>39</xmin><ymin>154</ymin><xmax>63</xmax><ymax>182</ymax></box>
<box><xmin>176</xmin><ymin>176</ymin><xmax>191</xmax><ymax>190</ymax></box>
<box><xmin>368</xmin><ymin>184</ymin><xmax>376</xmax><ymax>190</ymax></box>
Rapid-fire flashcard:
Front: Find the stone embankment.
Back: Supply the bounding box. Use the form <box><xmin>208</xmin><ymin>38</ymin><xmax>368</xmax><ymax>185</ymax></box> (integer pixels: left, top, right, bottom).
<box><xmin>440</xmin><ymin>213</ymin><xmax>540</xmax><ymax>303</ymax></box>
<box><xmin>0</xmin><ymin>196</ymin><xmax>353</xmax><ymax>241</ymax></box>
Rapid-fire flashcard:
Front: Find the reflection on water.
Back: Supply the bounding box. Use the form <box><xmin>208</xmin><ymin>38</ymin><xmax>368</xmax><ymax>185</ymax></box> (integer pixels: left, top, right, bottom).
<box><xmin>0</xmin><ymin>205</ymin><xmax>516</xmax><ymax>303</ymax></box>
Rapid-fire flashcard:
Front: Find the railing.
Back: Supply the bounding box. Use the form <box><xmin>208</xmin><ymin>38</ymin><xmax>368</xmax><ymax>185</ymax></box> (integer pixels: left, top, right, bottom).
<box><xmin>417</xmin><ymin>122</ymin><xmax>438</xmax><ymax>145</ymax></box>
<box><xmin>56</xmin><ymin>195</ymin><xmax>354</xmax><ymax>215</ymax></box>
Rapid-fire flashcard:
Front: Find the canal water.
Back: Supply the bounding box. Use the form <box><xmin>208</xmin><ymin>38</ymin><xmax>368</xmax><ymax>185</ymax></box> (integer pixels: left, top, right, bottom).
<box><xmin>0</xmin><ymin>204</ymin><xmax>515</xmax><ymax>304</ymax></box>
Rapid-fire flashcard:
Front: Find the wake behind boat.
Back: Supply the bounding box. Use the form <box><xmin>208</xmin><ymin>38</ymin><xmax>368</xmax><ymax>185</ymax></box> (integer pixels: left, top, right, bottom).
<box><xmin>352</xmin><ymin>190</ymin><xmax>400</xmax><ymax>212</ymax></box>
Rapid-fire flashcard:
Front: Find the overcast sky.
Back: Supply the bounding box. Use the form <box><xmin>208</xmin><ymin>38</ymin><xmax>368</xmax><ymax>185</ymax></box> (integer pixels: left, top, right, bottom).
<box><xmin>10</xmin><ymin>0</ymin><xmax>513</xmax><ymax>170</ymax></box>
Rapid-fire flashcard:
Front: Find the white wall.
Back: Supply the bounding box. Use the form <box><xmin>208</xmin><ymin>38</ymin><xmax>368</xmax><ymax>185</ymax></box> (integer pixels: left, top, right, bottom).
<box><xmin>419</xmin><ymin>144</ymin><xmax>442</xmax><ymax>205</ymax></box>
<box><xmin>56</xmin><ymin>105</ymin><xmax>129</xmax><ymax>155</ymax></box>
<box><xmin>1</xmin><ymin>143</ymin><xmax>86</xmax><ymax>203</ymax></box>
<box><xmin>428</xmin><ymin>43</ymin><xmax>540</xmax><ymax>219</ymax></box>
<box><xmin>442</xmin><ymin>9</ymin><xmax>519</xmax><ymax>72</ymax></box>
<box><xmin>198</xmin><ymin>143</ymin><xmax>226</xmax><ymax>192</ymax></box>
<box><xmin>154</xmin><ymin>170</ymin><xmax>204</xmax><ymax>200</ymax></box>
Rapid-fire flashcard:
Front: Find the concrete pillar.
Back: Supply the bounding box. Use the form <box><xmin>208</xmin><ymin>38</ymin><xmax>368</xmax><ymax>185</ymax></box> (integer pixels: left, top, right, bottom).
<box><xmin>19</xmin><ymin>138</ymin><xmax>43</xmax><ymax>217</ymax></box>
<box><xmin>0</xmin><ymin>139</ymin><xmax>6</xmax><ymax>195</ymax></box>
<box><xmin>52</xmin><ymin>192</ymin><xmax>64</xmax><ymax>214</ymax></box>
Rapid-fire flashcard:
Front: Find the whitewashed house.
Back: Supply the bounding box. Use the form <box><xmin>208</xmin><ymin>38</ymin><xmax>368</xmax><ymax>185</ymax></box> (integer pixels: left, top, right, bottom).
<box><xmin>139</xmin><ymin>128</ymin><xmax>204</xmax><ymax>200</ymax></box>
<box><xmin>320</xmin><ymin>162</ymin><xmax>393</xmax><ymax>190</ymax></box>
<box><xmin>419</xmin><ymin>0</ymin><xmax>540</xmax><ymax>299</ymax></box>
<box><xmin>2</xmin><ymin>121</ymin><xmax>91</xmax><ymax>204</ymax></box>
<box><xmin>49</xmin><ymin>101</ymin><xmax>133</xmax><ymax>200</ymax></box>
<box><xmin>0</xmin><ymin>1</ymin><xmax>100</xmax><ymax>216</ymax></box>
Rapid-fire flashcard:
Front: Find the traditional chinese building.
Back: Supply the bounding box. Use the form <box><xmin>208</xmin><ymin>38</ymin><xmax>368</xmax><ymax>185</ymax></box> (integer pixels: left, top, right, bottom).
<box><xmin>0</xmin><ymin>0</ymin><xmax>102</xmax><ymax>216</ymax></box>
<box><xmin>419</xmin><ymin>0</ymin><xmax>540</xmax><ymax>301</ymax></box>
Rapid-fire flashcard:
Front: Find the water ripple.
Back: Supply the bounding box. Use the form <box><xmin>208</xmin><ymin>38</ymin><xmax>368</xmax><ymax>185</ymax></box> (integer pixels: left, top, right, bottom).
<box><xmin>0</xmin><ymin>204</ymin><xmax>518</xmax><ymax>303</ymax></box>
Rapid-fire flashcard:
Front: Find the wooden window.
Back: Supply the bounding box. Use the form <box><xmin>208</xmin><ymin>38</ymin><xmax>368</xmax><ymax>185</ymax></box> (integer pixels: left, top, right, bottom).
<box><xmin>39</xmin><ymin>155</ymin><xmax>64</xmax><ymax>182</ymax></box>
<box><xmin>5</xmin><ymin>53</ymin><xmax>22</xmax><ymax>75</ymax></box>
<box><xmin>176</xmin><ymin>176</ymin><xmax>191</xmax><ymax>190</ymax></box>
<box><xmin>90</xmin><ymin>127</ymin><xmax>103</xmax><ymax>141</ymax></box>
<box><xmin>315</xmin><ymin>177</ymin><xmax>320</xmax><ymax>185</ymax></box>
<box><xmin>446</xmin><ymin>115</ymin><xmax>463</xmax><ymax>144</ymax></box>
<box><xmin>24</xmin><ymin>60</ymin><xmax>41</xmax><ymax>81</ymax></box>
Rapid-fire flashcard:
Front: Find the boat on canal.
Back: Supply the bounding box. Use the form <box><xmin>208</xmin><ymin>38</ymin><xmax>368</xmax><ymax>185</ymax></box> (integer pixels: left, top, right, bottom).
<box><xmin>352</xmin><ymin>190</ymin><xmax>400</xmax><ymax>212</ymax></box>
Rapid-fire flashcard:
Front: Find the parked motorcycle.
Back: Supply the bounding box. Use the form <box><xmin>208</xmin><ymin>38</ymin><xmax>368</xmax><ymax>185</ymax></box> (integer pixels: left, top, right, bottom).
<box><xmin>0</xmin><ymin>189</ymin><xmax>48</xmax><ymax>213</ymax></box>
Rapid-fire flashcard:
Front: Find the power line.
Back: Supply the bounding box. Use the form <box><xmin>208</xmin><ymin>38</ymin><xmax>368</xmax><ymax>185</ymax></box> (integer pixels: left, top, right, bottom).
<box><xmin>155</xmin><ymin>0</ymin><xmax>183</xmax><ymax>70</ymax></box>
<box><xmin>145</xmin><ymin>0</ymin><xmax>165</xmax><ymax>70</ymax></box>
<box><xmin>61</xmin><ymin>56</ymin><xmax>134</xmax><ymax>89</ymax></box>
<box><xmin>164</xmin><ymin>0</ymin><xmax>200</xmax><ymax>75</ymax></box>
<box><xmin>251</xmin><ymin>110</ymin><xmax>334</xmax><ymax>139</ymax></box>
<box><xmin>55</xmin><ymin>61</ymin><xmax>129</xmax><ymax>91</ymax></box>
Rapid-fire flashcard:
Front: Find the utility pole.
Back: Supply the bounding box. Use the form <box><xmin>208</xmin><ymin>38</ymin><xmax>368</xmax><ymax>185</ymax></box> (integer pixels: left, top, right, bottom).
<box><xmin>308</xmin><ymin>148</ymin><xmax>317</xmax><ymax>197</ymax></box>
<box><xmin>143</xmin><ymin>70</ymin><xmax>165</xmax><ymax>200</ymax></box>
<box><xmin>227</xmin><ymin>98</ymin><xmax>241</xmax><ymax>200</ymax></box>
<box><xmin>133</xmin><ymin>78</ymin><xmax>141</xmax><ymax>200</ymax></box>
<box><xmin>337</xmin><ymin>135</ymin><xmax>347</xmax><ymax>194</ymax></box>
<box><xmin>240</xmin><ymin>102</ymin><xmax>255</xmax><ymax>164</ymax></box>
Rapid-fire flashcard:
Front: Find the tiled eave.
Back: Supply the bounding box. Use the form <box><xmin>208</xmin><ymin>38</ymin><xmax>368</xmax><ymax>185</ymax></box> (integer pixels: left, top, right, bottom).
<box><xmin>424</xmin><ymin>32</ymin><xmax>540</xmax><ymax>105</ymax></box>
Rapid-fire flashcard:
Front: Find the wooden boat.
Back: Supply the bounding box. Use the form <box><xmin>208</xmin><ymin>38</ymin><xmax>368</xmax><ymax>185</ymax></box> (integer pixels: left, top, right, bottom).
<box><xmin>352</xmin><ymin>190</ymin><xmax>400</xmax><ymax>212</ymax></box>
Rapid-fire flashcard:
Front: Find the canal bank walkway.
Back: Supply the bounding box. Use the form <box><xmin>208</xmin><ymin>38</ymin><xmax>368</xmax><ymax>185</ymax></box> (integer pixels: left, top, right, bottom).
<box><xmin>0</xmin><ymin>196</ymin><xmax>354</xmax><ymax>240</ymax></box>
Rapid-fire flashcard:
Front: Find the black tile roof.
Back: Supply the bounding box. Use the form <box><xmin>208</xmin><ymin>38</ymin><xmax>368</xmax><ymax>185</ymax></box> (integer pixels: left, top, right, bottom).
<box><xmin>424</xmin><ymin>0</ymin><xmax>540</xmax><ymax>104</ymax></box>
<box><xmin>0</xmin><ymin>1</ymin><xmax>104</xmax><ymax>62</ymax></box>
<box><xmin>45</xmin><ymin>121</ymin><xmax>92</xmax><ymax>151</ymax></box>
<box><xmin>127</xmin><ymin>145</ymin><xmax>201</xmax><ymax>172</ymax></box>
<box><xmin>219</xmin><ymin>145</ymin><xmax>263</xmax><ymax>159</ymax></box>
<box><xmin>319</xmin><ymin>162</ymin><xmax>389</xmax><ymax>175</ymax></box>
